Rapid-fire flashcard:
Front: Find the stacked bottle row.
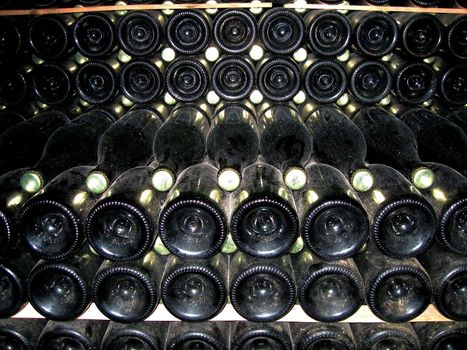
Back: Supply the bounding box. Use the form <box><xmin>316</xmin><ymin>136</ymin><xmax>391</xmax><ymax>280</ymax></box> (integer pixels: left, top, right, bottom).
<box><xmin>1</xmin><ymin>10</ymin><xmax>466</xmax><ymax>109</ymax></box>
<box><xmin>1</xmin><ymin>319</ymin><xmax>466</xmax><ymax>350</ymax></box>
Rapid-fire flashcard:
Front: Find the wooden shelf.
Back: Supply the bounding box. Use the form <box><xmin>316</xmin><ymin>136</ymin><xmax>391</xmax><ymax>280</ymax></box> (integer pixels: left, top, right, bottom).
<box><xmin>12</xmin><ymin>303</ymin><xmax>451</xmax><ymax>323</ymax></box>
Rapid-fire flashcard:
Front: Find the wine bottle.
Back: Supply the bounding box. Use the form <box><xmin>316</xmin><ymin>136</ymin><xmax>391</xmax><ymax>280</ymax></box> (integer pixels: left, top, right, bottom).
<box><xmin>213</xmin><ymin>9</ymin><xmax>257</xmax><ymax>55</ymax></box>
<box><xmin>349</xmin><ymin>11</ymin><xmax>398</xmax><ymax>58</ymax></box>
<box><xmin>211</xmin><ymin>56</ymin><xmax>255</xmax><ymax>102</ymax></box>
<box><xmin>161</xmin><ymin>254</ymin><xmax>227</xmax><ymax>321</ymax></box>
<box><xmin>354</xmin><ymin>242</ymin><xmax>432</xmax><ymax>322</ymax></box>
<box><xmin>418</xmin><ymin>244</ymin><xmax>467</xmax><ymax>320</ymax></box>
<box><xmin>0</xmin><ymin>110</ymin><xmax>69</xmax><ymax>175</ymax></box>
<box><xmin>293</xmin><ymin>323</ymin><xmax>356</xmax><ymax>350</ymax></box>
<box><xmin>445</xmin><ymin>16</ymin><xmax>467</xmax><ymax>61</ymax></box>
<box><xmin>446</xmin><ymin>107</ymin><xmax>467</xmax><ymax>133</ymax></box>
<box><xmin>295</xmin><ymin>163</ymin><xmax>369</xmax><ymax>260</ymax></box>
<box><xmin>102</xmin><ymin>321</ymin><xmax>165</xmax><ymax>350</ymax></box>
<box><xmin>120</xmin><ymin>59</ymin><xmax>164</xmax><ymax>104</ymax></box>
<box><xmin>230</xmin><ymin>163</ymin><xmax>299</xmax><ymax>257</ymax></box>
<box><xmin>303</xmin><ymin>56</ymin><xmax>347</xmax><ymax>103</ymax></box>
<box><xmin>232</xmin><ymin>322</ymin><xmax>292</xmax><ymax>350</ymax></box>
<box><xmin>0</xmin><ymin>319</ymin><xmax>47</xmax><ymax>350</ymax></box>
<box><xmin>0</xmin><ymin>65</ymin><xmax>29</xmax><ymax>107</ymax></box>
<box><xmin>400</xmin><ymin>108</ymin><xmax>467</xmax><ymax>175</ymax></box>
<box><xmin>259</xmin><ymin>8</ymin><xmax>305</xmax><ymax>55</ymax></box>
<box><xmin>0</xmin><ymin>246</ymin><xmax>36</xmax><ymax>317</ymax></box>
<box><xmin>207</xmin><ymin>101</ymin><xmax>259</xmax><ymax>192</ymax></box>
<box><xmin>28</xmin><ymin>15</ymin><xmax>71</xmax><ymax>61</ymax></box>
<box><xmin>230</xmin><ymin>251</ymin><xmax>296</xmax><ymax>322</ymax></box>
<box><xmin>26</xmin><ymin>246</ymin><xmax>102</xmax><ymax>321</ymax></box>
<box><xmin>346</xmin><ymin>54</ymin><xmax>392</xmax><ymax>104</ymax></box>
<box><xmin>37</xmin><ymin>320</ymin><xmax>107</xmax><ymax>350</ymax></box>
<box><xmin>18</xmin><ymin>109</ymin><xmax>114</xmax><ymax>195</ymax></box>
<box><xmin>76</xmin><ymin>59</ymin><xmax>119</xmax><ymax>105</ymax></box>
<box><xmin>32</xmin><ymin>62</ymin><xmax>75</xmax><ymax>107</ymax></box>
<box><xmin>0</xmin><ymin>110</ymin><xmax>25</xmax><ymax>135</ymax></box>
<box><xmin>257</xmin><ymin>56</ymin><xmax>301</xmax><ymax>102</ymax></box>
<box><xmin>294</xmin><ymin>249</ymin><xmax>364</xmax><ymax>322</ymax></box>
<box><xmin>166</xmin><ymin>10</ymin><xmax>211</xmax><ymax>55</ymax></box>
<box><xmin>408</xmin><ymin>0</ymin><xmax>440</xmax><ymax>6</ymax></box>
<box><xmin>394</xmin><ymin>13</ymin><xmax>443</xmax><ymax>59</ymax></box>
<box><xmin>303</xmin><ymin>105</ymin><xmax>374</xmax><ymax>193</ymax></box>
<box><xmin>166</xmin><ymin>322</ymin><xmax>227</xmax><ymax>350</ymax></box>
<box><xmin>165</xmin><ymin>57</ymin><xmax>209</xmax><ymax>103</ymax></box>
<box><xmin>158</xmin><ymin>163</ymin><xmax>228</xmax><ymax>259</ymax></box>
<box><xmin>29</xmin><ymin>0</ymin><xmax>59</xmax><ymax>7</ymax></box>
<box><xmin>305</xmin><ymin>10</ymin><xmax>351</xmax><ymax>58</ymax></box>
<box><xmin>72</xmin><ymin>13</ymin><xmax>116</xmax><ymax>58</ymax></box>
<box><xmin>413</xmin><ymin>322</ymin><xmax>467</xmax><ymax>350</ymax></box>
<box><xmin>258</xmin><ymin>103</ymin><xmax>312</xmax><ymax>190</ymax></box>
<box><xmin>351</xmin><ymin>323</ymin><xmax>420</xmax><ymax>350</ymax></box>
<box><xmin>435</xmin><ymin>60</ymin><xmax>467</xmax><ymax>106</ymax></box>
<box><xmin>117</xmin><ymin>11</ymin><xmax>164</xmax><ymax>58</ymax></box>
<box><xmin>92</xmin><ymin>251</ymin><xmax>163</xmax><ymax>323</ymax></box>
<box><xmin>391</xmin><ymin>55</ymin><xmax>437</xmax><ymax>105</ymax></box>
<box><xmin>0</xmin><ymin>17</ymin><xmax>24</xmax><ymax>62</ymax></box>
<box><xmin>86</xmin><ymin>107</ymin><xmax>162</xmax><ymax>195</ymax></box>
<box><xmin>86</xmin><ymin>164</ymin><xmax>165</xmax><ymax>261</ymax></box>
<box><xmin>152</xmin><ymin>103</ymin><xmax>210</xmax><ymax>192</ymax></box>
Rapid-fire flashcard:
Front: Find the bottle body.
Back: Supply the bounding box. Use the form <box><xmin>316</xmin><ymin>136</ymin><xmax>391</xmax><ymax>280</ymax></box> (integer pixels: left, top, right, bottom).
<box><xmin>257</xmin><ymin>57</ymin><xmax>301</xmax><ymax>102</ymax></box>
<box><xmin>351</xmin><ymin>323</ymin><xmax>421</xmax><ymax>350</ymax></box>
<box><xmin>166</xmin><ymin>322</ymin><xmax>228</xmax><ymax>350</ymax></box>
<box><xmin>102</xmin><ymin>321</ymin><xmax>165</xmax><ymax>350</ymax></box>
<box><xmin>232</xmin><ymin>322</ymin><xmax>292</xmax><ymax>350</ymax></box>
<box><xmin>293</xmin><ymin>323</ymin><xmax>356</xmax><ymax>350</ymax></box>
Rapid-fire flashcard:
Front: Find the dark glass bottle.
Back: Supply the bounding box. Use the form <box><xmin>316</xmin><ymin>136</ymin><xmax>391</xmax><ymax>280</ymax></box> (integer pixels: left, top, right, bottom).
<box><xmin>26</xmin><ymin>246</ymin><xmax>102</xmax><ymax>321</ymax></box>
<box><xmin>72</xmin><ymin>13</ymin><xmax>116</xmax><ymax>58</ymax></box>
<box><xmin>92</xmin><ymin>251</ymin><xmax>163</xmax><ymax>323</ymax></box>
<box><xmin>408</xmin><ymin>0</ymin><xmax>440</xmax><ymax>6</ymax></box>
<box><xmin>259</xmin><ymin>9</ymin><xmax>305</xmax><ymax>55</ymax></box>
<box><xmin>346</xmin><ymin>54</ymin><xmax>392</xmax><ymax>104</ymax></box>
<box><xmin>257</xmin><ymin>57</ymin><xmax>301</xmax><ymax>102</ymax></box>
<box><xmin>391</xmin><ymin>55</ymin><xmax>437</xmax><ymax>105</ymax></box>
<box><xmin>86</xmin><ymin>107</ymin><xmax>162</xmax><ymax>195</ymax></box>
<box><xmin>295</xmin><ymin>163</ymin><xmax>369</xmax><ymax>260</ymax></box>
<box><xmin>0</xmin><ymin>17</ymin><xmax>24</xmax><ymax>62</ymax></box>
<box><xmin>166</xmin><ymin>322</ymin><xmax>227</xmax><ymax>350</ymax></box>
<box><xmin>446</xmin><ymin>16</ymin><xmax>467</xmax><ymax>61</ymax></box>
<box><xmin>161</xmin><ymin>254</ymin><xmax>227</xmax><ymax>321</ymax></box>
<box><xmin>231</xmin><ymin>322</ymin><xmax>292</xmax><ymax>350</ymax></box>
<box><xmin>117</xmin><ymin>11</ymin><xmax>164</xmax><ymax>58</ymax></box>
<box><xmin>86</xmin><ymin>164</ymin><xmax>165</xmax><ymax>262</ymax></box>
<box><xmin>294</xmin><ymin>249</ymin><xmax>364</xmax><ymax>322</ymax></box>
<box><xmin>120</xmin><ymin>59</ymin><xmax>164</xmax><ymax>104</ymax></box>
<box><xmin>0</xmin><ymin>110</ymin><xmax>25</xmax><ymax>135</ymax></box>
<box><xmin>303</xmin><ymin>56</ymin><xmax>347</xmax><ymax>104</ymax></box>
<box><xmin>211</xmin><ymin>56</ymin><xmax>255</xmax><ymax>102</ymax></box>
<box><xmin>413</xmin><ymin>322</ymin><xmax>467</xmax><ymax>350</ymax></box>
<box><xmin>207</xmin><ymin>102</ymin><xmax>259</xmax><ymax>192</ymax></box>
<box><xmin>166</xmin><ymin>10</ymin><xmax>211</xmax><ymax>56</ymax></box>
<box><xmin>37</xmin><ymin>320</ymin><xmax>107</xmax><ymax>350</ymax></box>
<box><xmin>305</xmin><ymin>10</ymin><xmax>351</xmax><ymax>58</ymax></box>
<box><xmin>0</xmin><ymin>246</ymin><xmax>36</xmax><ymax>317</ymax></box>
<box><xmin>258</xmin><ymin>103</ymin><xmax>313</xmax><ymax>190</ymax></box>
<box><xmin>230</xmin><ymin>251</ymin><xmax>296</xmax><ymax>322</ymax></box>
<box><xmin>436</xmin><ymin>61</ymin><xmax>467</xmax><ymax>106</ymax></box>
<box><xmin>293</xmin><ymin>323</ymin><xmax>356</xmax><ymax>350</ymax></box>
<box><xmin>446</xmin><ymin>107</ymin><xmax>467</xmax><ymax>134</ymax></box>
<box><xmin>29</xmin><ymin>16</ymin><xmax>70</xmax><ymax>61</ymax></box>
<box><xmin>165</xmin><ymin>57</ymin><xmax>209</xmax><ymax>103</ymax></box>
<box><xmin>76</xmin><ymin>59</ymin><xmax>119</xmax><ymax>105</ymax></box>
<box><xmin>0</xmin><ymin>319</ymin><xmax>47</xmax><ymax>350</ymax></box>
<box><xmin>29</xmin><ymin>0</ymin><xmax>59</xmax><ymax>7</ymax></box>
<box><xmin>357</xmin><ymin>164</ymin><xmax>436</xmax><ymax>258</ymax></box>
<box><xmin>18</xmin><ymin>109</ymin><xmax>114</xmax><ymax>195</ymax></box>
<box><xmin>400</xmin><ymin>108</ymin><xmax>467</xmax><ymax>175</ymax></box>
<box><xmin>32</xmin><ymin>62</ymin><xmax>74</xmax><ymax>107</ymax></box>
<box><xmin>349</xmin><ymin>11</ymin><xmax>398</xmax><ymax>58</ymax></box>
<box><xmin>0</xmin><ymin>110</ymin><xmax>69</xmax><ymax>175</ymax></box>
<box><xmin>230</xmin><ymin>163</ymin><xmax>299</xmax><ymax>257</ymax></box>
<box><xmin>213</xmin><ymin>9</ymin><xmax>257</xmax><ymax>55</ymax></box>
<box><xmin>102</xmin><ymin>321</ymin><xmax>165</xmax><ymax>350</ymax></box>
<box><xmin>158</xmin><ymin>163</ymin><xmax>228</xmax><ymax>259</ymax></box>
<box><xmin>303</xmin><ymin>105</ymin><xmax>373</xmax><ymax>193</ymax></box>
<box><xmin>0</xmin><ymin>65</ymin><xmax>29</xmax><ymax>107</ymax></box>
<box><xmin>395</xmin><ymin>13</ymin><xmax>443</xmax><ymax>59</ymax></box>
<box><xmin>418</xmin><ymin>244</ymin><xmax>467</xmax><ymax>320</ymax></box>
<box><xmin>354</xmin><ymin>242</ymin><xmax>432</xmax><ymax>322</ymax></box>
<box><xmin>351</xmin><ymin>323</ymin><xmax>420</xmax><ymax>350</ymax></box>
<box><xmin>152</xmin><ymin>103</ymin><xmax>211</xmax><ymax>192</ymax></box>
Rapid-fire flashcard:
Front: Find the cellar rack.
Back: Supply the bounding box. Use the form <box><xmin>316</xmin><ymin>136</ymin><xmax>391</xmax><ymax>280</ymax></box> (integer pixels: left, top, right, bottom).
<box><xmin>1</xmin><ymin>1</ymin><xmax>465</xmax><ymax>324</ymax></box>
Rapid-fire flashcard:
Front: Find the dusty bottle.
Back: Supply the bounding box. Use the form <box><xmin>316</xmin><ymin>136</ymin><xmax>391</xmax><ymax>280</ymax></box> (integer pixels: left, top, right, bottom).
<box><xmin>166</xmin><ymin>322</ymin><xmax>227</xmax><ymax>350</ymax></box>
<box><xmin>102</xmin><ymin>321</ymin><xmax>165</xmax><ymax>350</ymax></box>
<box><xmin>0</xmin><ymin>319</ymin><xmax>47</xmax><ymax>349</ymax></box>
<box><xmin>293</xmin><ymin>323</ymin><xmax>356</xmax><ymax>350</ymax></box>
<box><xmin>72</xmin><ymin>13</ymin><xmax>116</xmax><ymax>58</ymax></box>
<box><xmin>120</xmin><ymin>59</ymin><xmax>164</xmax><ymax>104</ymax></box>
<box><xmin>257</xmin><ymin>57</ymin><xmax>301</xmax><ymax>102</ymax></box>
<box><xmin>231</xmin><ymin>322</ymin><xmax>292</xmax><ymax>350</ymax></box>
<box><xmin>351</xmin><ymin>323</ymin><xmax>421</xmax><ymax>350</ymax></box>
<box><xmin>413</xmin><ymin>322</ymin><xmax>467</xmax><ymax>350</ymax></box>
<box><xmin>29</xmin><ymin>15</ymin><xmax>71</xmax><ymax>61</ymax></box>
